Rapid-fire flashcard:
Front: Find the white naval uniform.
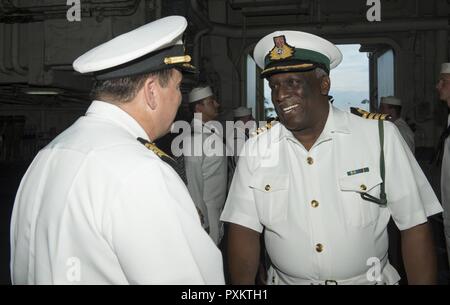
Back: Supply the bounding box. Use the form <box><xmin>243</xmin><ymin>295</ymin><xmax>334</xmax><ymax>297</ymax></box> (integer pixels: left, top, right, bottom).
<box><xmin>225</xmin><ymin>125</ymin><xmax>249</xmax><ymax>191</ymax></box>
<box><xmin>221</xmin><ymin>103</ymin><xmax>442</xmax><ymax>285</ymax></box>
<box><xmin>394</xmin><ymin>118</ymin><xmax>415</xmax><ymax>153</ymax></box>
<box><xmin>442</xmin><ymin>114</ymin><xmax>450</xmax><ymax>267</ymax></box>
<box><xmin>10</xmin><ymin>100</ymin><xmax>225</xmax><ymax>285</ymax></box>
<box><xmin>184</xmin><ymin>117</ymin><xmax>227</xmax><ymax>245</ymax></box>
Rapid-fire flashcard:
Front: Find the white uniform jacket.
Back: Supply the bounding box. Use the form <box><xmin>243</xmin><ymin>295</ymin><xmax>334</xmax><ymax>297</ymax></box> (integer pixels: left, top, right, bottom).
<box><xmin>394</xmin><ymin>118</ymin><xmax>415</xmax><ymax>153</ymax></box>
<box><xmin>184</xmin><ymin>117</ymin><xmax>227</xmax><ymax>245</ymax></box>
<box><xmin>221</xmin><ymin>104</ymin><xmax>442</xmax><ymax>285</ymax></box>
<box><xmin>10</xmin><ymin>100</ymin><xmax>225</xmax><ymax>285</ymax></box>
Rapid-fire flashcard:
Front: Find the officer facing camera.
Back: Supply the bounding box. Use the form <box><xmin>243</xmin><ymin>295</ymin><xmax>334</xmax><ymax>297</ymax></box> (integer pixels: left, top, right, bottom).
<box><xmin>221</xmin><ymin>30</ymin><xmax>442</xmax><ymax>285</ymax></box>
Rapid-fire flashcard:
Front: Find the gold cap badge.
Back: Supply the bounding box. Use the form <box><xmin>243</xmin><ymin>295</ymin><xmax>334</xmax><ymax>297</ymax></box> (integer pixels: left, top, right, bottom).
<box><xmin>269</xmin><ymin>35</ymin><xmax>295</xmax><ymax>61</ymax></box>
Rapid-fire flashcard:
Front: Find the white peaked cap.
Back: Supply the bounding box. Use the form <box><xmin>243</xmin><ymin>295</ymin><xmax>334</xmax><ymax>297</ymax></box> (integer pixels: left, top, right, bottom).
<box><xmin>233</xmin><ymin>106</ymin><xmax>252</xmax><ymax>117</ymax></box>
<box><xmin>189</xmin><ymin>86</ymin><xmax>213</xmax><ymax>103</ymax></box>
<box><xmin>73</xmin><ymin>16</ymin><xmax>195</xmax><ymax>79</ymax></box>
<box><xmin>380</xmin><ymin>96</ymin><xmax>402</xmax><ymax>106</ymax></box>
<box><xmin>253</xmin><ymin>30</ymin><xmax>342</xmax><ymax>78</ymax></box>
<box><xmin>440</xmin><ymin>63</ymin><xmax>450</xmax><ymax>74</ymax></box>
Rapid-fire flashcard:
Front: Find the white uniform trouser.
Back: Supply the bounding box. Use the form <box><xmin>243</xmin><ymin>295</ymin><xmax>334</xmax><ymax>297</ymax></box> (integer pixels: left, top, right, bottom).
<box><xmin>206</xmin><ymin>203</ymin><xmax>223</xmax><ymax>245</ymax></box>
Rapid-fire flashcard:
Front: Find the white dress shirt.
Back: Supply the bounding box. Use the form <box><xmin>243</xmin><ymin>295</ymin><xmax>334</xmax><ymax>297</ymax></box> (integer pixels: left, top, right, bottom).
<box><xmin>221</xmin><ymin>104</ymin><xmax>442</xmax><ymax>285</ymax></box>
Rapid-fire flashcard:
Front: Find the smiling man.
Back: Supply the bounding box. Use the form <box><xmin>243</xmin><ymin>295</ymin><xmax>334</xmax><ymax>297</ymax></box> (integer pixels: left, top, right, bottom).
<box><xmin>221</xmin><ymin>30</ymin><xmax>442</xmax><ymax>285</ymax></box>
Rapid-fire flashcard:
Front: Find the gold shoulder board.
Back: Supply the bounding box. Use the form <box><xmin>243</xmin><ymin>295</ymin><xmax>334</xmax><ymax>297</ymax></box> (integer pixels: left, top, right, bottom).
<box><xmin>350</xmin><ymin>107</ymin><xmax>391</xmax><ymax>121</ymax></box>
<box><xmin>250</xmin><ymin>117</ymin><xmax>279</xmax><ymax>137</ymax></box>
<box><xmin>137</xmin><ymin>137</ymin><xmax>175</xmax><ymax>161</ymax></box>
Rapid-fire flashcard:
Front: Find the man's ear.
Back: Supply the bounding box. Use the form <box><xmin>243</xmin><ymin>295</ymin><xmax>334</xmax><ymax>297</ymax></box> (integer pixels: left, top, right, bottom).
<box><xmin>143</xmin><ymin>76</ymin><xmax>158</xmax><ymax>110</ymax></box>
<box><xmin>320</xmin><ymin>75</ymin><xmax>331</xmax><ymax>95</ymax></box>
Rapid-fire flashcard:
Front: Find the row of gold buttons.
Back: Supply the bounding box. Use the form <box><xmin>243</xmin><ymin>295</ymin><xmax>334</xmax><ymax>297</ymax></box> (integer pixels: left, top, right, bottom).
<box><xmin>308</xmin><ymin>157</ymin><xmax>321</xmax><ymax>252</ymax></box>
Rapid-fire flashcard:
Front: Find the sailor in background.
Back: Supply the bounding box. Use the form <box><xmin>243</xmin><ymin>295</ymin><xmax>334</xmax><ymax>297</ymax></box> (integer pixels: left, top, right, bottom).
<box><xmin>10</xmin><ymin>16</ymin><xmax>225</xmax><ymax>285</ymax></box>
<box><xmin>183</xmin><ymin>85</ymin><xmax>228</xmax><ymax>245</ymax></box>
<box><xmin>226</xmin><ymin>106</ymin><xmax>255</xmax><ymax>190</ymax></box>
<box><xmin>379</xmin><ymin>96</ymin><xmax>415</xmax><ymax>153</ymax></box>
<box><xmin>221</xmin><ymin>30</ymin><xmax>442</xmax><ymax>285</ymax></box>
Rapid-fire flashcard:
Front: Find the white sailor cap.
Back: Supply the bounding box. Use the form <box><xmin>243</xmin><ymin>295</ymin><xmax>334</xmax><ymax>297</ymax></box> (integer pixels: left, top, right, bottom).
<box><xmin>189</xmin><ymin>86</ymin><xmax>213</xmax><ymax>103</ymax></box>
<box><xmin>440</xmin><ymin>63</ymin><xmax>450</xmax><ymax>74</ymax></box>
<box><xmin>253</xmin><ymin>30</ymin><xmax>342</xmax><ymax>78</ymax></box>
<box><xmin>233</xmin><ymin>106</ymin><xmax>252</xmax><ymax>117</ymax></box>
<box><xmin>73</xmin><ymin>16</ymin><xmax>195</xmax><ymax>80</ymax></box>
<box><xmin>380</xmin><ymin>96</ymin><xmax>402</xmax><ymax>106</ymax></box>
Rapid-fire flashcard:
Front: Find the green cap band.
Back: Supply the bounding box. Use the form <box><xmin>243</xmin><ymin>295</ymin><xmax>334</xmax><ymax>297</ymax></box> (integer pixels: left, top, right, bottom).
<box><xmin>264</xmin><ymin>48</ymin><xmax>330</xmax><ymax>72</ymax></box>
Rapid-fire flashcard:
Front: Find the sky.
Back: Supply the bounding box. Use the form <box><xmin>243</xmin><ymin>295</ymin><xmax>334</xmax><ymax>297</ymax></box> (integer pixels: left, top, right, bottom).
<box><xmin>263</xmin><ymin>44</ymin><xmax>370</xmax><ymax>117</ymax></box>
<box><xmin>330</xmin><ymin>44</ymin><xmax>370</xmax><ymax>111</ymax></box>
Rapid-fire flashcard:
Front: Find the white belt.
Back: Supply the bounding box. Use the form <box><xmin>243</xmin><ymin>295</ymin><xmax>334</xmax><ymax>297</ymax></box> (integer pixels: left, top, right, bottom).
<box><xmin>267</xmin><ymin>262</ymin><xmax>400</xmax><ymax>285</ymax></box>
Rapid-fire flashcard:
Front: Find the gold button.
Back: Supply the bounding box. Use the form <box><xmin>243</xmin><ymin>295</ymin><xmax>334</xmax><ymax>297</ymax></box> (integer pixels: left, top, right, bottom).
<box><xmin>360</xmin><ymin>184</ymin><xmax>367</xmax><ymax>191</ymax></box>
<box><xmin>307</xmin><ymin>157</ymin><xmax>314</xmax><ymax>165</ymax></box>
<box><xmin>311</xmin><ymin>200</ymin><xmax>319</xmax><ymax>208</ymax></box>
<box><xmin>315</xmin><ymin>243</ymin><xmax>324</xmax><ymax>253</ymax></box>
<box><xmin>265</xmin><ymin>184</ymin><xmax>271</xmax><ymax>191</ymax></box>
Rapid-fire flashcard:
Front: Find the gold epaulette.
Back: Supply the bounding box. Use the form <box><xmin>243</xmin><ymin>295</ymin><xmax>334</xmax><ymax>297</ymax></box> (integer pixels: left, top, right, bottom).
<box><xmin>137</xmin><ymin>137</ymin><xmax>175</xmax><ymax>161</ymax></box>
<box><xmin>350</xmin><ymin>107</ymin><xmax>391</xmax><ymax>121</ymax></box>
<box><xmin>143</xmin><ymin>142</ymin><xmax>175</xmax><ymax>161</ymax></box>
<box><xmin>250</xmin><ymin>117</ymin><xmax>279</xmax><ymax>137</ymax></box>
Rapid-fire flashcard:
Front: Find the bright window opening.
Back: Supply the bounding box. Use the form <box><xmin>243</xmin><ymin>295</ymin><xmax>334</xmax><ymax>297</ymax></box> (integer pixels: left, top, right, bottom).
<box><xmin>329</xmin><ymin>44</ymin><xmax>370</xmax><ymax>112</ymax></box>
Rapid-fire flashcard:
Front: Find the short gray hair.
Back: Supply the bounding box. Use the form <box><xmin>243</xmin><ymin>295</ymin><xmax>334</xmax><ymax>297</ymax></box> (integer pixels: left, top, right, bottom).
<box><xmin>315</xmin><ymin>67</ymin><xmax>328</xmax><ymax>79</ymax></box>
